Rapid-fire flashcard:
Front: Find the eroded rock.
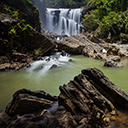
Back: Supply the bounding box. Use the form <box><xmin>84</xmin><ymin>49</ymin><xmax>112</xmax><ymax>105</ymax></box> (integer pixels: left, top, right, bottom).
<box><xmin>5</xmin><ymin>89</ymin><xmax>58</xmax><ymax>117</ymax></box>
<box><xmin>59</xmin><ymin>68</ymin><xmax>128</xmax><ymax>123</ymax></box>
<box><xmin>1</xmin><ymin>68</ymin><xmax>128</xmax><ymax>128</ymax></box>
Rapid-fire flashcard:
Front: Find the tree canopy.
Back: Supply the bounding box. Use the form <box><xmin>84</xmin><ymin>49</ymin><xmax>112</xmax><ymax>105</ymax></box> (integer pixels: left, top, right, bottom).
<box><xmin>82</xmin><ymin>0</ymin><xmax>128</xmax><ymax>40</ymax></box>
<box><xmin>44</xmin><ymin>0</ymin><xmax>89</xmax><ymax>8</ymax></box>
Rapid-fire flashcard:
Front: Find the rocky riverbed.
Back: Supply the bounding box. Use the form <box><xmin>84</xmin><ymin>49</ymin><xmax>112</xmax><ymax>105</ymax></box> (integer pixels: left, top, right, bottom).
<box><xmin>0</xmin><ymin>68</ymin><xmax>128</xmax><ymax>128</ymax></box>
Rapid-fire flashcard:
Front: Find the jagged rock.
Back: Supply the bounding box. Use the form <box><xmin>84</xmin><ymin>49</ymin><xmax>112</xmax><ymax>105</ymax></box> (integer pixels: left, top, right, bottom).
<box><xmin>93</xmin><ymin>53</ymin><xmax>107</xmax><ymax>61</ymax></box>
<box><xmin>0</xmin><ymin>110</ymin><xmax>10</xmax><ymax>128</ymax></box>
<box><xmin>57</xmin><ymin>34</ymin><xmax>103</xmax><ymax>57</ymax></box>
<box><xmin>107</xmin><ymin>45</ymin><xmax>119</xmax><ymax>56</ymax></box>
<box><xmin>57</xmin><ymin>35</ymin><xmax>85</xmax><ymax>54</ymax></box>
<box><xmin>42</xmin><ymin>28</ymin><xmax>68</xmax><ymax>41</ymax></box>
<box><xmin>11</xmin><ymin>52</ymin><xmax>27</xmax><ymax>62</ymax></box>
<box><xmin>107</xmin><ymin>55</ymin><xmax>121</xmax><ymax>62</ymax></box>
<box><xmin>49</xmin><ymin>64</ymin><xmax>57</xmax><ymax>70</ymax></box>
<box><xmin>5</xmin><ymin>89</ymin><xmax>58</xmax><ymax>117</ymax></box>
<box><xmin>59</xmin><ymin>68</ymin><xmax>128</xmax><ymax>121</ymax></box>
<box><xmin>103</xmin><ymin>60</ymin><xmax>123</xmax><ymax>68</ymax></box>
<box><xmin>81</xmin><ymin>68</ymin><xmax>128</xmax><ymax>109</ymax></box>
<box><xmin>107</xmin><ymin>44</ymin><xmax>128</xmax><ymax>57</ymax></box>
<box><xmin>2</xmin><ymin>68</ymin><xmax>128</xmax><ymax>128</ymax></box>
<box><xmin>86</xmin><ymin>34</ymin><xmax>101</xmax><ymax>44</ymax></box>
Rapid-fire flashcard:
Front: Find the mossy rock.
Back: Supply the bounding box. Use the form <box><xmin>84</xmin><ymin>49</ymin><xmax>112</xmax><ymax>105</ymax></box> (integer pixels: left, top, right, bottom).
<box><xmin>120</xmin><ymin>33</ymin><xmax>128</xmax><ymax>40</ymax></box>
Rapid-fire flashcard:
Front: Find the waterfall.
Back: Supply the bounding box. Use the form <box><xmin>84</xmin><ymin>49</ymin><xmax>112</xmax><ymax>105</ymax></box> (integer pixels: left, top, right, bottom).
<box><xmin>45</xmin><ymin>8</ymin><xmax>82</xmax><ymax>36</ymax></box>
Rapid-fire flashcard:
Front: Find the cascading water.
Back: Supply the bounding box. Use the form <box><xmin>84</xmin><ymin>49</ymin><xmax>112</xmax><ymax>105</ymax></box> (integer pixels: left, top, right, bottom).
<box><xmin>45</xmin><ymin>8</ymin><xmax>83</xmax><ymax>36</ymax></box>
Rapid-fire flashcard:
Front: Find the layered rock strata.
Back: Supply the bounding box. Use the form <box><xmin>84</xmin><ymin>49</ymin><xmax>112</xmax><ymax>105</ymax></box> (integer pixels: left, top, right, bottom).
<box><xmin>1</xmin><ymin>68</ymin><xmax>128</xmax><ymax>128</ymax></box>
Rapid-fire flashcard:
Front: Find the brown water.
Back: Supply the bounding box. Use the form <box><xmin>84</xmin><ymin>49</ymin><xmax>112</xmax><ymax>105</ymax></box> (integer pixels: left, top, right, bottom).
<box><xmin>0</xmin><ymin>55</ymin><xmax>128</xmax><ymax>112</ymax></box>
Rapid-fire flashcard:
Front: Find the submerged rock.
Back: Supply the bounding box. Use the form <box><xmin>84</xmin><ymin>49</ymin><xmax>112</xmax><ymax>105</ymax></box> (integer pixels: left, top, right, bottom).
<box><xmin>49</xmin><ymin>64</ymin><xmax>57</xmax><ymax>70</ymax></box>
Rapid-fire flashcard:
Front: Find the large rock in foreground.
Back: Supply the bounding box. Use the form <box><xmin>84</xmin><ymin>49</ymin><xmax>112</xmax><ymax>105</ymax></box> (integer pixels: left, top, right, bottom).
<box><xmin>5</xmin><ymin>89</ymin><xmax>58</xmax><ymax>117</ymax></box>
<box><xmin>59</xmin><ymin>68</ymin><xmax>128</xmax><ymax>116</ymax></box>
<box><xmin>2</xmin><ymin>68</ymin><xmax>128</xmax><ymax>128</ymax></box>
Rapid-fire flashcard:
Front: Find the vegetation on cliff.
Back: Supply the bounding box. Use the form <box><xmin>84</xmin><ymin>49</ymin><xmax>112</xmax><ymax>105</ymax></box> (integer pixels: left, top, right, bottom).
<box><xmin>0</xmin><ymin>0</ymin><xmax>54</xmax><ymax>64</ymax></box>
<box><xmin>82</xmin><ymin>0</ymin><xmax>128</xmax><ymax>42</ymax></box>
<box><xmin>0</xmin><ymin>0</ymin><xmax>41</xmax><ymax>32</ymax></box>
<box><xmin>44</xmin><ymin>0</ymin><xmax>89</xmax><ymax>8</ymax></box>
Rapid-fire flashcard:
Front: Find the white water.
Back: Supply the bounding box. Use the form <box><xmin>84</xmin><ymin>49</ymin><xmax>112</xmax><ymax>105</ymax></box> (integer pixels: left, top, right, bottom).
<box><xmin>28</xmin><ymin>52</ymin><xmax>71</xmax><ymax>75</ymax></box>
<box><xmin>45</xmin><ymin>8</ymin><xmax>82</xmax><ymax>36</ymax></box>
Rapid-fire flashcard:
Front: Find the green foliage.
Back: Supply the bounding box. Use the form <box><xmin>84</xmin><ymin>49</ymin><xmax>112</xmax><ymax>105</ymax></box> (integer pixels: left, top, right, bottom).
<box><xmin>82</xmin><ymin>0</ymin><xmax>128</xmax><ymax>39</ymax></box>
<box><xmin>4</xmin><ymin>6</ymin><xmax>19</xmax><ymax>20</ymax></box>
<box><xmin>120</xmin><ymin>33</ymin><xmax>128</xmax><ymax>40</ymax></box>
<box><xmin>82</xmin><ymin>10</ymin><xmax>99</xmax><ymax>31</ymax></box>
<box><xmin>22</xmin><ymin>24</ymin><xmax>33</xmax><ymax>36</ymax></box>
<box><xmin>8</xmin><ymin>20</ymin><xmax>33</xmax><ymax>39</ymax></box>
<box><xmin>35</xmin><ymin>47</ymin><xmax>42</xmax><ymax>55</ymax></box>
<box><xmin>45</xmin><ymin>0</ymin><xmax>88</xmax><ymax>8</ymax></box>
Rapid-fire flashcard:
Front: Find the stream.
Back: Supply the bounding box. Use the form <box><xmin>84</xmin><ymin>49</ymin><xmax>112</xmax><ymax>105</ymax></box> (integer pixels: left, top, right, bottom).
<box><xmin>0</xmin><ymin>53</ymin><xmax>128</xmax><ymax>111</ymax></box>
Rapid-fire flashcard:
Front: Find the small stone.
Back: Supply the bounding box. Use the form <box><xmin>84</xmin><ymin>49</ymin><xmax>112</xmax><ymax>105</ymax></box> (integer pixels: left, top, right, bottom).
<box><xmin>49</xmin><ymin>64</ymin><xmax>57</xmax><ymax>70</ymax></box>
<box><xmin>103</xmin><ymin>117</ymin><xmax>110</xmax><ymax>123</ymax></box>
<box><xmin>68</xmin><ymin>59</ymin><xmax>73</xmax><ymax>62</ymax></box>
<box><xmin>110</xmin><ymin>110</ymin><xmax>117</xmax><ymax>116</ymax></box>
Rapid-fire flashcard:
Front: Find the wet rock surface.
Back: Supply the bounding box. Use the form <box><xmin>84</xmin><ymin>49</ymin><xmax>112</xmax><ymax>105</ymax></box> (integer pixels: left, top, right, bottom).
<box><xmin>1</xmin><ymin>68</ymin><xmax>128</xmax><ymax>128</ymax></box>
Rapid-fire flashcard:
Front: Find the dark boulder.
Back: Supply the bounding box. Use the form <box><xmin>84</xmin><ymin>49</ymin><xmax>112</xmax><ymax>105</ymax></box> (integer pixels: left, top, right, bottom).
<box><xmin>49</xmin><ymin>64</ymin><xmax>57</xmax><ymax>70</ymax></box>
<box><xmin>6</xmin><ymin>113</ymin><xmax>62</xmax><ymax>128</ymax></box>
<box><xmin>5</xmin><ymin>89</ymin><xmax>58</xmax><ymax>117</ymax></box>
<box><xmin>103</xmin><ymin>59</ymin><xmax>123</xmax><ymax>68</ymax></box>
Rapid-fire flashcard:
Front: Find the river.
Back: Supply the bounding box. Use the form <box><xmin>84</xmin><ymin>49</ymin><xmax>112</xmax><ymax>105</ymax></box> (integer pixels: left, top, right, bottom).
<box><xmin>0</xmin><ymin>54</ymin><xmax>128</xmax><ymax>111</ymax></box>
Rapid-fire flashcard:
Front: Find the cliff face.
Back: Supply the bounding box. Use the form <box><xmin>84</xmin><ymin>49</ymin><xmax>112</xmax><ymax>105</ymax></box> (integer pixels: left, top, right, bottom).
<box><xmin>32</xmin><ymin>0</ymin><xmax>46</xmax><ymax>29</ymax></box>
<box><xmin>1</xmin><ymin>0</ymin><xmax>41</xmax><ymax>32</ymax></box>
<box><xmin>0</xmin><ymin>0</ymin><xmax>55</xmax><ymax>70</ymax></box>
